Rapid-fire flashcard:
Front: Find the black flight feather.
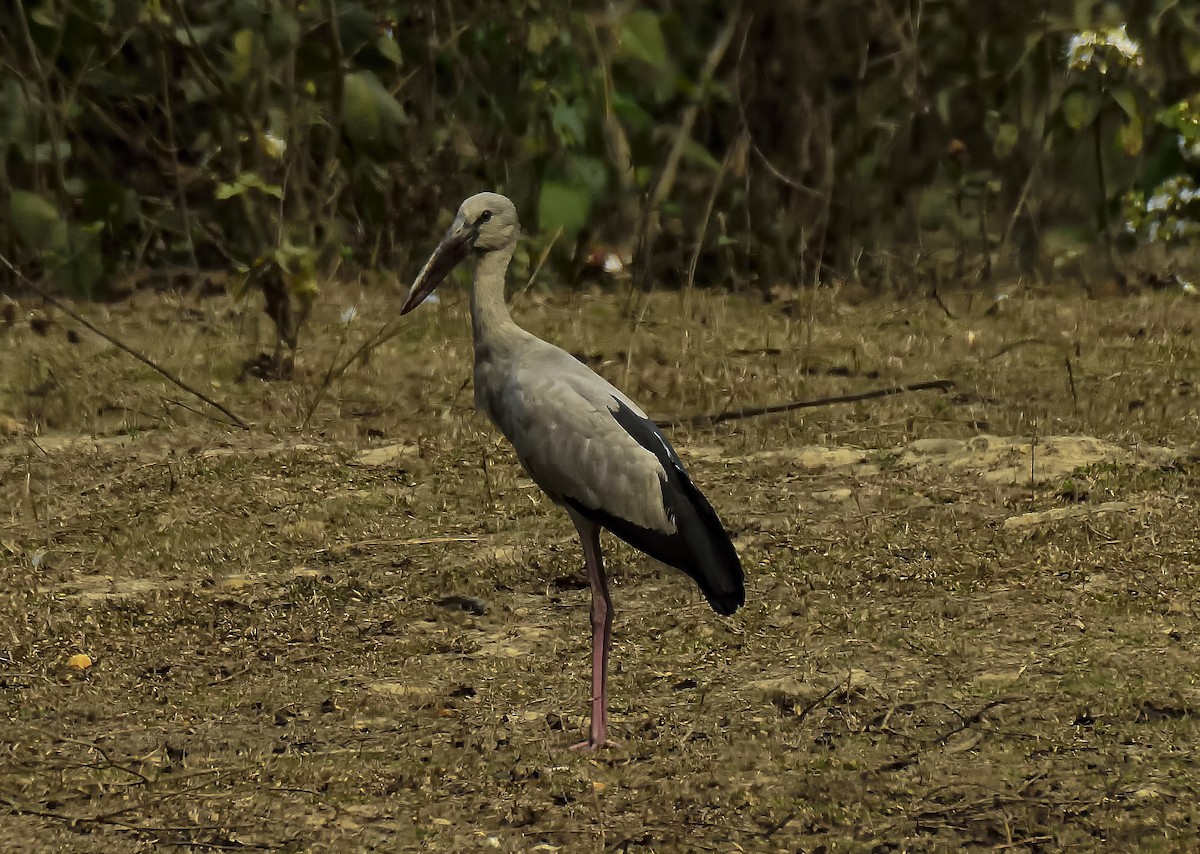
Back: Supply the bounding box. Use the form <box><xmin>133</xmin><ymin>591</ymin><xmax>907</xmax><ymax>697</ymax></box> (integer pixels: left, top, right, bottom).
<box><xmin>565</xmin><ymin>399</ymin><xmax>746</xmax><ymax>616</ymax></box>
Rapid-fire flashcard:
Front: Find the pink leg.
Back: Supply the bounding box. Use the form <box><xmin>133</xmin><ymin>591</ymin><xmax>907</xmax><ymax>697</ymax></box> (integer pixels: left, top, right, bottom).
<box><xmin>569</xmin><ymin>517</ymin><xmax>617</xmax><ymax>750</ymax></box>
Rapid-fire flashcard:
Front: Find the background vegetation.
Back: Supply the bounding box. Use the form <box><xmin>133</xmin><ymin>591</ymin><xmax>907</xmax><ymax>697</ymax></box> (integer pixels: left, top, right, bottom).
<box><xmin>2</xmin><ymin>0</ymin><xmax>1199</xmax><ymax>304</ymax></box>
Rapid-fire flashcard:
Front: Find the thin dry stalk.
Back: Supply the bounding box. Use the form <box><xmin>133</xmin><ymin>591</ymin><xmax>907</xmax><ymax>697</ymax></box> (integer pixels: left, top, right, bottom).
<box><xmin>0</xmin><ymin>255</ymin><xmax>249</xmax><ymax>430</ymax></box>
<box><xmin>659</xmin><ymin>379</ymin><xmax>955</xmax><ymax>429</ymax></box>
<box><xmin>639</xmin><ymin>9</ymin><xmax>742</xmax><ymax>254</ymax></box>
<box><xmin>520</xmin><ymin>226</ymin><xmax>563</xmax><ymax>296</ymax></box>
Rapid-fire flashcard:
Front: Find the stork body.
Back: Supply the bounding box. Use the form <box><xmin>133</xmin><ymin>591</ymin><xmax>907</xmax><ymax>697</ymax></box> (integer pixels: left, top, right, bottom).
<box><xmin>402</xmin><ymin>193</ymin><xmax>745</xmax><ymax>749</ymax></box>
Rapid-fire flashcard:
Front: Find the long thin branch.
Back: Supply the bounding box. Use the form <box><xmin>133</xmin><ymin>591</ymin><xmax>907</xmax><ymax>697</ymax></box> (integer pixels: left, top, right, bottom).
<box><xmin>0</xmin><ymin>255</ymin><xmax>249</xmax><ymax>430</ymax></box>
<box><xmin>156</xmin><ymin>31</ymin><xmax>198</xmax><ymax>269</ymax></box>
<box><xmin>13</xmin><ymin>0</ymin><xmax>74</xmax><ymax>265</ymax></box>
<box><xmin>640</xmin><ymin>8</ymin><xmax>741</xmax><ymax>252</ymax></box>
<box><xmin>322</xmin><ymin>0</ymin><xmax>346</xmax><ymax>191</ymax></box>
<box><xmin>585</xmin><ymin>18</ymin><xmax>639</xmax><ymax>258</ymax></box>
<box><xmin>685</xmin><ymin>131</ymin><xmax>739</xmax><ymax>292</ymax></box>
<box><xmin>657</xmin><ymin>379</ymin><xmax>955</xmax><ymax>429</ymax></box>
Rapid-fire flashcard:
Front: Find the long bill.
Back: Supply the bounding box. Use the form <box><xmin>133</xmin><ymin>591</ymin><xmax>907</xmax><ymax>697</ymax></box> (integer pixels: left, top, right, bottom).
<box><xmin>400</xmin><ymin>222</ymin><xmax>472</xmax><ymax>315</ymax></box>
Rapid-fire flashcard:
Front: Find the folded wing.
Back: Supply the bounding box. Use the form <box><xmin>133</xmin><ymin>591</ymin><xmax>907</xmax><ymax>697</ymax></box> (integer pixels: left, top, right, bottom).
<box><xmin>489</xmin><ymin>350</ymin><xmax>745</xmax><ymax>615</ymax></box>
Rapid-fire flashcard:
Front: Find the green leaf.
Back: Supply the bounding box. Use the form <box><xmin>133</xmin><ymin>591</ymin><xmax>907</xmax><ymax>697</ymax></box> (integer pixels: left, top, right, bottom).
<box><xmin>1184</xmin><ymin>41</ymin><xmax>1200</xmax><ymax>75</ymax></box>
<box><xmin>681</xmin><ymin>137</ymin><xmax>721</xmax><ymax>171</ymax></box>
<box><xmin>377</xmin><ymin>33</ymin><xmax>403</xmax><ymax>65</ymax></box>
<box><xmin>29</xmin><ymin>140</ymin><xmax>72</xmax><ymax>164</ymax></box>
<box><xmin>175</xmin><ymin>24</ymin><xmax>216</xmax><ymax>47</ymax></box>
<box><xmin>29</xmin><ymin>5</ymin><xmax>61</xmax><ymax>26</ymax></box>
<box><xmin>1061</xmin><ymin>85</ymin><xmax>1100</xmax><ymax>131</ymax></box>
<box><xmin>537</xmin><ymin>180</ymin><xmax>591</xmax><ymax>236</ymax></box>
<box><xmin>53</xmin><ymin>226</ymin><xmax>104</xmax><ymax>297</ymax></box>
<box><xmin>1105</xmin><ymin>89</ymin><xmax>1144</xmax><ymax>157</ymax></box>
<box><xmin>620</xmin><ymin>10</ymin><xmax>668</xmax><ymax>68</ymax></box>
<box><xmin>336</xmin><ymin>3</ymin><xmax>375</xmax><ymax>55</ymax></box>
<box><xmin>230</xmin><ymin>29</ymin><xmax>264</xmax><ymax>82</ymax></box>
<box><xmin>564</xmin><ymin>154</ymin><xmax>608</xmax><ymax>195</ymax></box>
<box><xmin>215</xmin><ymin>172</ymin><xmax>282</xmax><ymax>200</ymax></box>
<box><xmin>265</xmin><ymin>10</ymin><xmax>301</xmax><ymax>55</ymax></box>
<box><xmin>230</xmin><ymin>0</ymin><xmax>260</xmax><ymax>29</ymax></box>
<box><xmin>992</xmin><ymin>123</ymin><xmax>1020</xmax><ymax>159</ymax></box>
<box><xmin>611</xmin><ymin>93</ymin><xmax>653</xmax><ymax>132</ymax></box>
<box><xmin>9</xmin><ymin>190</ymin><xmax>63</xmax><ymax>252</ymax></box>
<box><xmin>1118</xmin><ymin>112</ymin><xmax>1143</xmax><ymax>156</ymax></box>
<box><xmin>0</xmin><ymin>78</ymin><xmax>29</xmax><ymax>146</ymax></box>
<box><xmin>1110</xmin><ymin>85</ymin><xmax>1139</xmax><ymax>121</ymax></box>
<box><xmin>550</xmin><ymin>100</ymin><xmax>586</xmax><ymax>145</ymax></box>
<box><xmin>342</xmin><ymin>71</ymin><xmax>408</xmax><ymax>156</ymax></box>
<box><xmin>276</xmin><ymin>243</ymin><xmax>320</xmax><ymax>301</ymax></box>
<box><xmin>526</xmin><ymin>20</ymin><xmax>556</xmax><ymax>55</ymax></box>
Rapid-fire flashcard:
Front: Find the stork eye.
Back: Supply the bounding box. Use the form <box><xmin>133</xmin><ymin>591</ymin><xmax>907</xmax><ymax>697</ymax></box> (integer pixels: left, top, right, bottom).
<box><xmin>478</xmin><ymin>210</ymin><xmax>493</xmax><ymax>225</ymax></box>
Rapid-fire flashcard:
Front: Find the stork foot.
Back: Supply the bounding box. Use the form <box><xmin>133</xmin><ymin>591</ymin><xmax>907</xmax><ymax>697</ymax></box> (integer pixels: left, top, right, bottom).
<box><xmin>567</xmin><ymin>737</ymin><xmax>622</xmax><ymax>752</ymax></box>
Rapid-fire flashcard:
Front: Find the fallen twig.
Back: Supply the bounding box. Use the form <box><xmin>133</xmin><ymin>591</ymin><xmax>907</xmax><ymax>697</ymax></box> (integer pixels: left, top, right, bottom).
<box><xmin>26</xmin><ymin>726</ymin><xmax>151</xmax><ymax>786</ymax></box>
<box><xmin>869</xmin><ymin>696</ymin><xmax>1021</xmax><ymax>775</ymax></box>
<box><xmin>658</xmin><ymin>379</ymin><xmax>956</xmax><ymax>429</ymax></box>
<box><xmin>985</xmin><ymin>337</ymin><xmax>1054</xmax><ymax>362</ymax></box>
<box><xmin>309</xmin><ymin>536</ymin><xmax>479</xmax><ymax>556</ymax></box>
<box><xmin>0</xmin><ymin>254</ymin><xmax>249</xmax><ymax>430</ymax></box>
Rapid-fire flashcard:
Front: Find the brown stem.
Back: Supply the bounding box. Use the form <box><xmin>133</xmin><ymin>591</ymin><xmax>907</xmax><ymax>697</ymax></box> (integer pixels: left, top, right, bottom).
<box><xmin>658</xmin><ymin>380</ymin><xmax>956</xmax><ymax>429</ymax></box>
<box><xmin>0</xmin><ymin>254</ymin><xmax>249</xmax><ymax>430</ymax></box>
<box><xmin>640</xmin><ymin>8</ymin><xmax>742</xmax><ymax>254</ymax></box>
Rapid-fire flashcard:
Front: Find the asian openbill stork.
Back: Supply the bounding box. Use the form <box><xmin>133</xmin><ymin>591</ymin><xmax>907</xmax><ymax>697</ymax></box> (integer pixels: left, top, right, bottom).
<box><xmin>401</xmin><ymin>192</ymin><xmax>745</xmax><ymax>749</ymax></box>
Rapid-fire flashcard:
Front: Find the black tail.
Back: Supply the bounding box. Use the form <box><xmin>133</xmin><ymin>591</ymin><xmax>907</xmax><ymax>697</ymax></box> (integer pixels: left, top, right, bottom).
<box><xmin>568</xmin><ymin>401</ymin><xmax>746</xmax><ymax>615</ymax></box>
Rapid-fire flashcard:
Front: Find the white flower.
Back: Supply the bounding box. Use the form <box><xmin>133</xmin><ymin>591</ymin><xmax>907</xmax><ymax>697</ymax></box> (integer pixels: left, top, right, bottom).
<box><xmin>1146</xmin><ymin>193</ymin><xmax>1171</xmax><ymax>213</ymax></box>
<box><xmin>1066</xmin><ymin>24</ymin><xmax>1142</xmax><ymax>73</ymax></box>
<box><xmin>1178</xmin><ymin>134</ymin><xmax>1200</xmax><ymax>163</ymax></box>
<box><xmin>601</xmin><ymin>253</ymin><xmax>624</xmax><ymax>275</ymax></box>
<box><xmin>260</xmin><ymin>132</ymin><xmax>287</xmax><ymax>160</ymax></box>
<box><xmin>1066</xmin><ymin>31</ymin><xmax>1099</xmax><ymax>71</ymax></box>
<box><xmin>1106</xmin><ymin>24</ymin><xmax>1141</xmax><ymax>63</ymax></box>
<box><xmin>340</xmin><ymin>305</ymin><xmax>358</xmax><ymax>325</ymax></box>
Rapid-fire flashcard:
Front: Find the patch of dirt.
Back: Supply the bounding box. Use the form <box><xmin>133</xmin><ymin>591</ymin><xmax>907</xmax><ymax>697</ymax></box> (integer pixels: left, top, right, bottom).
<box><xmin>692</xmin><ymin>433</ymin><xmax>1180</xmax><ymax>484</ymax></box>
<box><xmin>897</xmin><ymin>434</ymin><xmax>1181</xmax><ymax>483</ymax></box>
<box><xmin>45</xmin><ymin>574</ymin><xmax>189</xmax><ymax>601</ymax></box>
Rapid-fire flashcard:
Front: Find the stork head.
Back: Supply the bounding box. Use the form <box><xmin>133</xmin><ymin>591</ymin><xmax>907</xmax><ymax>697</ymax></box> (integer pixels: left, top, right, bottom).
<box><xmin>401</xmin><ymin>192</ymin><xmax>519</xmax><ymax>314</ymax></box>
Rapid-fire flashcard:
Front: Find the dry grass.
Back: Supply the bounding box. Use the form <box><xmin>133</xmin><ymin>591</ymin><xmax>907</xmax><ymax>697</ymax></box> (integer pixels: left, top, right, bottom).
<box><xmin>1</xmin><ymin>280</ymin><xmax>1199</xmax><ymax>852</ymax></box>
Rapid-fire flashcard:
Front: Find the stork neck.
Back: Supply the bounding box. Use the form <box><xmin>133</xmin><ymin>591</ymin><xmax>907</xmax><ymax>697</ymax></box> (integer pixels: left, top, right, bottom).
<box><xmin>470</xmin><ymin>242</ymin><xmax>517</xmax><ymax>344</ymax></box>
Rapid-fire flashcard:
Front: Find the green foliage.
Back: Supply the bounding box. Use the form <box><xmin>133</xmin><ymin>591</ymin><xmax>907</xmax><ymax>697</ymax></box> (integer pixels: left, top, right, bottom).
<box><xmin>1123</xmin><ymin>96</ymin><xmax>1200</xmax><ymax>247</ymax></box>
<box><xmin>537</xmin><ymin>180</ymin><xmax>592</xmax><ymax>237</ymax></box>
<box><xmin>342</xmin><ymin>71</ymin><xmax>408</xmax><ymax>158</ymax></box>
<box><xmin>8</xmin><ymin>190</ymin><xmax>62</xmax><ymax>252</ymax></box>
<box><xmin>619</xmin><ymin>11</ymin><xmax>669</xmax><ymax>68</ymax></box>
<box><xmin>2</xmin><ymin>0</ymin><xmax>1199</xmax><ymax>303</ymax></box>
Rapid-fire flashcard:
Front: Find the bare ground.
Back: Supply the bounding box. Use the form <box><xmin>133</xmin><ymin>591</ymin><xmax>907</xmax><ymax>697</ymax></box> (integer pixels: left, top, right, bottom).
<box><xmin>1</xmin><ymin>282</ymin><xmax>1199</xmax><ymax>852</ymax></box>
